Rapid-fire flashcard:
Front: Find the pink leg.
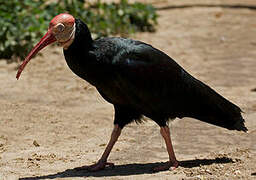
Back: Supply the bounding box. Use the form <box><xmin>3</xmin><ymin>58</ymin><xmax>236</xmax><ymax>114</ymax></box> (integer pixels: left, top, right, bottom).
<box><xmin>153</xmin><ymin>126</ymin><xmax>179</xmax><ymax>172</ymax></box>
<box><xmin>76</xmin><ymin>124</ymin><xmax>121</xmax><ymax>171</ymax></box>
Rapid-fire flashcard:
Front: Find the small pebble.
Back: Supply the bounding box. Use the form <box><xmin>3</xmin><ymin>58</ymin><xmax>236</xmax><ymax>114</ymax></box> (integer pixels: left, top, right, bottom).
<box><xmin>33</xmin><ymin>140</ymin><xmax>40</xmax><ymax>147</ymax></box>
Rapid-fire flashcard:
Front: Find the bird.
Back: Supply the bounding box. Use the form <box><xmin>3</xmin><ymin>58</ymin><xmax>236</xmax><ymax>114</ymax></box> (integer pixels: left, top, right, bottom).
<box><xmin>16</xmin><ymin>13</ymin><xmax>247</xmax><ymax>172</ymax></box>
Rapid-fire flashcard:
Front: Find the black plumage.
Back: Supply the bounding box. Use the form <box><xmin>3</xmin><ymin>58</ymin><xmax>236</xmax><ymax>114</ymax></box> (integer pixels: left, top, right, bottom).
<box><xmin>64</xmin><ymin>19</ymin><xmax>247</xmax><ymax>132</ymax></box>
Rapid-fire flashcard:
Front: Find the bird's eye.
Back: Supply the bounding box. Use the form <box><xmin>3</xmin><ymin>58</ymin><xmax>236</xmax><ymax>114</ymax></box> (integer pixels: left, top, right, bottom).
<box><xmin>56</xmin><ymin>23</ymin><xmax>65</xmax><ymax>32</ymax></box>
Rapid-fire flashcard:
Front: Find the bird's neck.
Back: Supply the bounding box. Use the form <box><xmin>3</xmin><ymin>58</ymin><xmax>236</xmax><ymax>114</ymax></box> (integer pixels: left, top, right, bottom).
<box><xmin>66</xmin><ymin>19</ymin><xmax>93</xmax><ymax>52</ymax></box>
<box><xmin>63</xmin><ymin>19</ymin><xmax>96</xmax><ymax>82</ymax></box>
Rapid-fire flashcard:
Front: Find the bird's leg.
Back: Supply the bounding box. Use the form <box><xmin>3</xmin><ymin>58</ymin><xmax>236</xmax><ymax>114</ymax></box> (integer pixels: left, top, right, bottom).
<box><xmin>153</xmin><ymin>126</ymin><xmax>179</xmax><ymax>172</ymax></box>
<box><xmin>98</xmin><ymin>124</ymin><xmax>121</xmax><ymax>163</ymax></box>
<box><xmin>76</xmin><ymin>124</ymin><xmax>122</xmax><ymax>171</ymax></box>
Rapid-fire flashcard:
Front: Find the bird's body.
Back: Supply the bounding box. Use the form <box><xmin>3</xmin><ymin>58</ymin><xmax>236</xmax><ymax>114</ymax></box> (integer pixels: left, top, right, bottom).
<box><xmin>16</xmin><ymin>14</ymin><xmax>247</xmax><ymax>172</ymax></box>
<box><xmin>64</xmin><ymin>19</ymin><xmax>246</xmax><ymax>130</ymax></box>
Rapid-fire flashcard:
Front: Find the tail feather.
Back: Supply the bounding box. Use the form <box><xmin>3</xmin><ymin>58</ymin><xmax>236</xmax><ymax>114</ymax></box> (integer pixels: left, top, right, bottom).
<box><xmin>231</xmin><ymin>116</ymin><xmax>248</xmax><ymax>132</ymax></box>
<box><xmin>186</xmin><ymin>77</ymin><xmax>248</xmax><ymax>132</ymax></box>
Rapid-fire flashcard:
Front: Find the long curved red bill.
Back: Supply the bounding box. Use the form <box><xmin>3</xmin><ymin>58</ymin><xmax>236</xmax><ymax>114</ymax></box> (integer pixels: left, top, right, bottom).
<box><xmin>16</xmin><ymin>31</ymin><xmax>56</xmax><ymax>80</ymax></box>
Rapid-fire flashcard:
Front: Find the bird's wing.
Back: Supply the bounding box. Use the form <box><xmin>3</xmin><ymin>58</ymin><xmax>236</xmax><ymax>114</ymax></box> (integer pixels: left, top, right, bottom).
<box><xmin>102</xmin><ymin>41</ymin><xmax>192</xmax><ymax>116</ymax></box>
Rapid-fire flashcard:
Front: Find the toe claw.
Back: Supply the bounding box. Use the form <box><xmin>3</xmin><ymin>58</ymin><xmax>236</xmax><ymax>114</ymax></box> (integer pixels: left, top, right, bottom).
<box><xmin>106</xmin><ymin>162</ymin><xmax>115</xmax><ymax>169</ymax></box>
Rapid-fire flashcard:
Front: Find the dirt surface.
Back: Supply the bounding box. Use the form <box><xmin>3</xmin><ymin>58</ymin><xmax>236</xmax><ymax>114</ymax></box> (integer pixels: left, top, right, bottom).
<box><xmin>1</xmin><ymin>1</ymin><xmax>256</xmax><ymax>179</ymax></box>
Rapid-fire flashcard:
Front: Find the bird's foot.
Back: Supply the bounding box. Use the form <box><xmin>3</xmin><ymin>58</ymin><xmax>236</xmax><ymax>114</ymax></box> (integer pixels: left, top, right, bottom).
<box><xmin>75</xmin><ymin>160</ymin><xmax>114</xmax><ymax>172</ymax></box>
<box><xmin>153</xmin><ymin>160</ymin><xmax>179</xmax><ymax>172</ymax></box>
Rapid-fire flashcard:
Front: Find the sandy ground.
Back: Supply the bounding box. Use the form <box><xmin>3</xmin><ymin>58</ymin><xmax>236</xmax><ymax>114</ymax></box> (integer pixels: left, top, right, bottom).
<box><xmin>1</xmin><ymin>1</ymin><xmax>256</xmax><ymax>179</ymax></box>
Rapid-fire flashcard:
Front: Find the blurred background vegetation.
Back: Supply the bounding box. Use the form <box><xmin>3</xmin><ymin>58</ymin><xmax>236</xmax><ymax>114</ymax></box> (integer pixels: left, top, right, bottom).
<box><xmin>0</xmin><ymin>0</ymin><xmax>158</xmax><ymax>61</ymax></box>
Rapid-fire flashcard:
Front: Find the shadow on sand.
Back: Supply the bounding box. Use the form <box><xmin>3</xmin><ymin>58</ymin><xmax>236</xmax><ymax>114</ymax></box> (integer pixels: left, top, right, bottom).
<box><xmin>19</xmin><ymin>157</ymin><xmax>233</xmax><ymax>180</ymax></box>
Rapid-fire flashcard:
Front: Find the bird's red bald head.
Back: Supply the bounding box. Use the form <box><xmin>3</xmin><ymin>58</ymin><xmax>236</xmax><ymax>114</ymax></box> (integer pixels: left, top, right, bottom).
<box><xmin>16</xmin><ymin>13</ymin><xmax>76</xmax><ymax>79</ymax></box>
<box><xmin>49</xmin><ymin>13</ymin><xmax>75</xmax><ymax>28</ymax></box>
<box><xmin>48</xmin><ymin>13</ymin><xmax>76</xmax><ymax>49</ymax></box>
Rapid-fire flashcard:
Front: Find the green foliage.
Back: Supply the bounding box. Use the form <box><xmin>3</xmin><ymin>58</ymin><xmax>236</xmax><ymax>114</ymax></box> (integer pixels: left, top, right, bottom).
<box><xmin>0</xmin><ymin>0</ymin><xmax>158</xmax><ymax>60</ymax></box>
<box><xmin>0</xmin><ymin>0</ymin><xmax>47</xmax><ymax>60</ymax></box>
<box><xmin>89</xmin><ymin>0</ymin><xmax>158</xmax><ymax>36</ymax></box>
